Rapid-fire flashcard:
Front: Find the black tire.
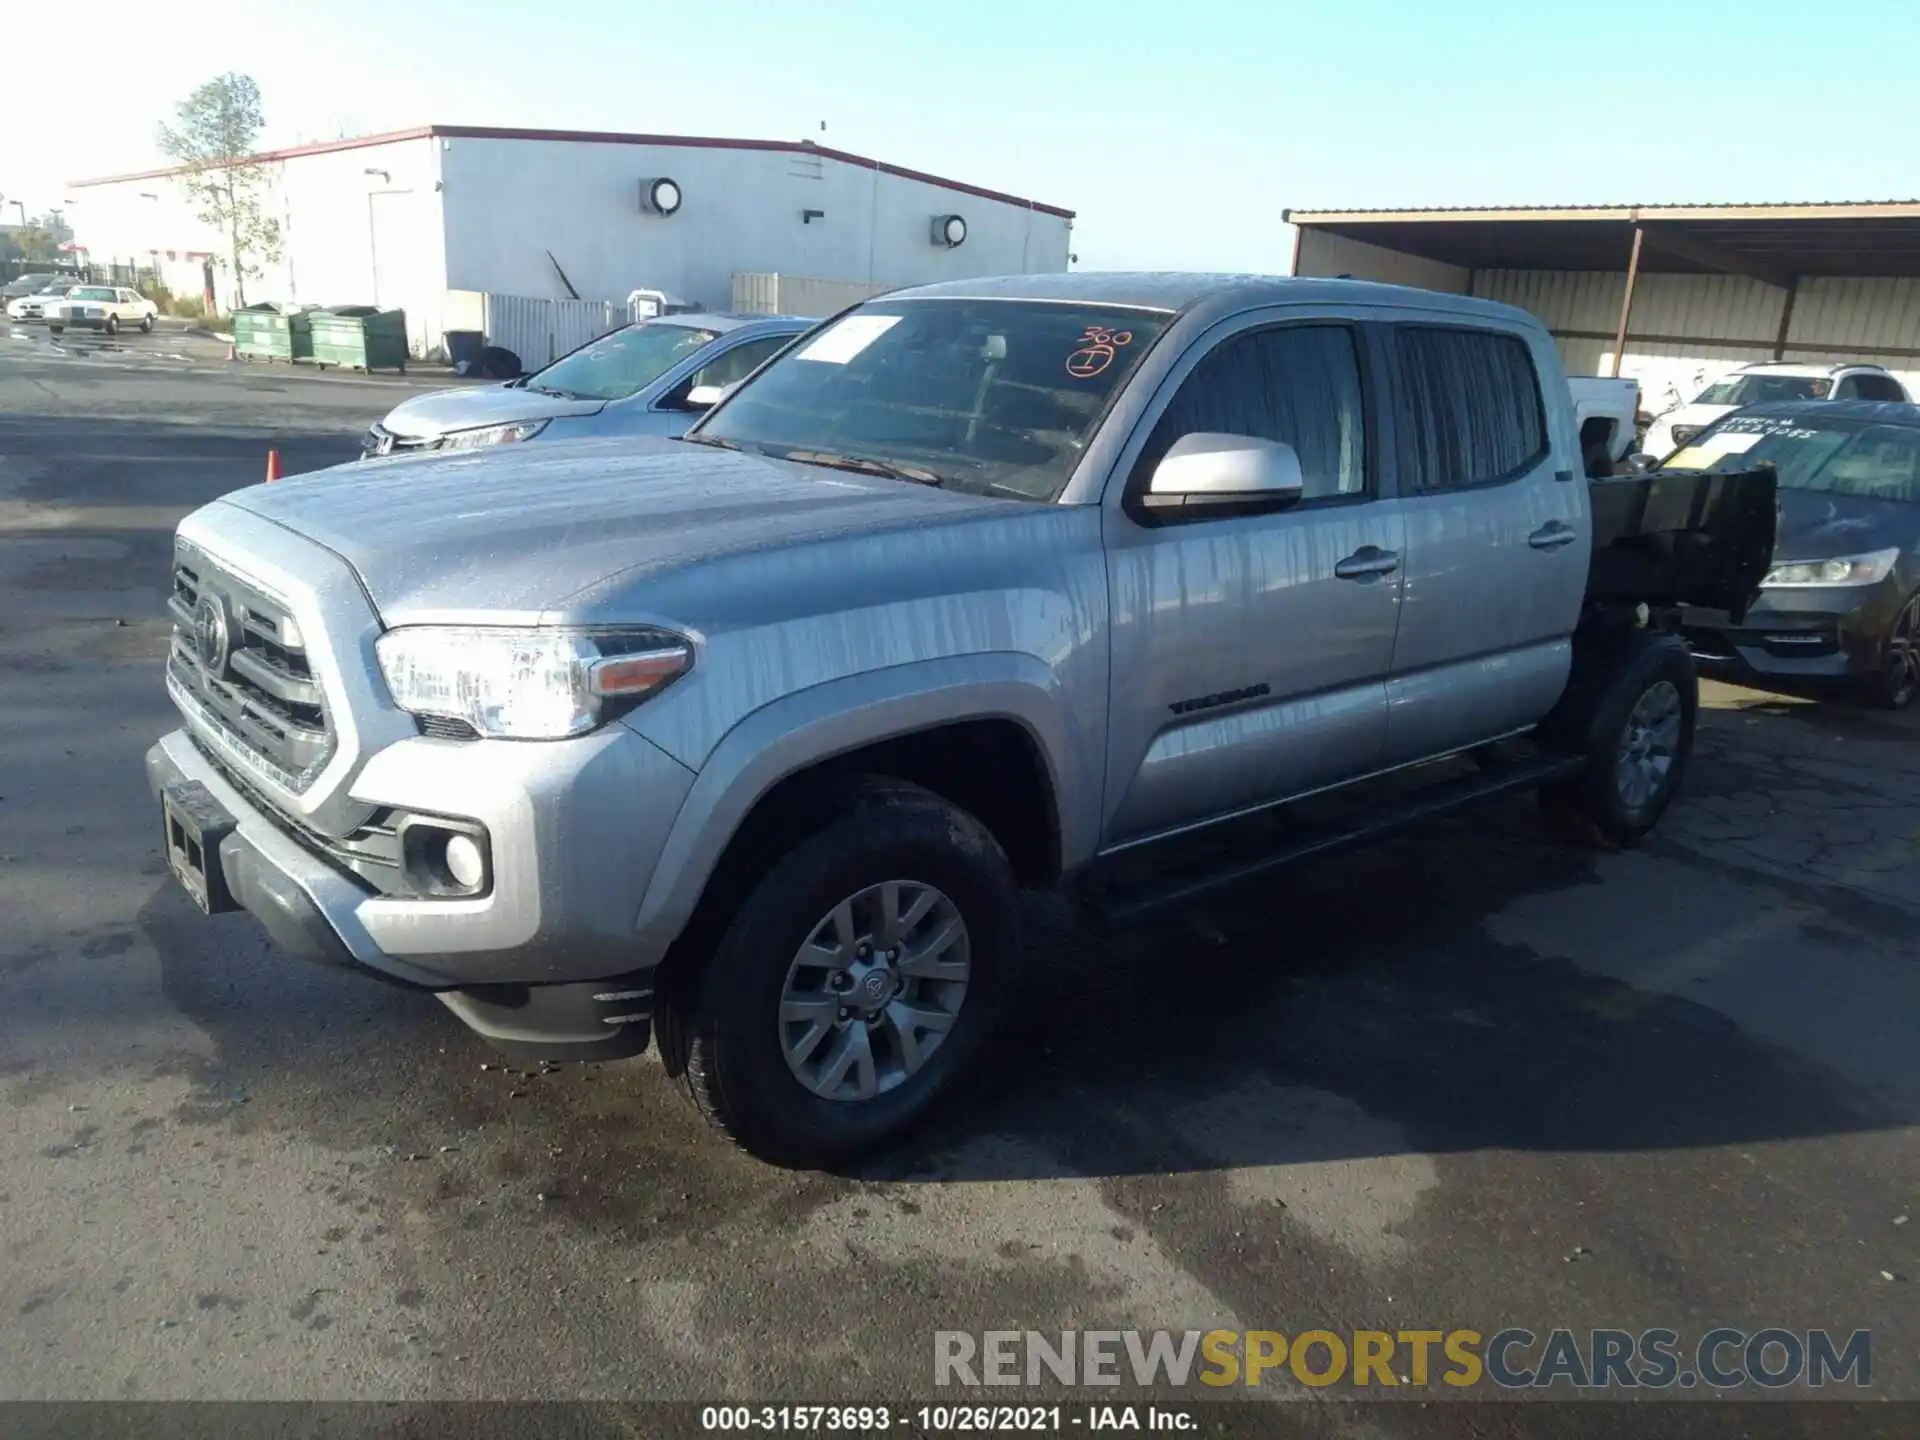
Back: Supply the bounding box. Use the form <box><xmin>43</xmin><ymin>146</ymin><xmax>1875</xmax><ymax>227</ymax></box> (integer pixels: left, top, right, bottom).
<box><xmin>682</xmin><ymin>778</ymin><xmax>1016</xmax><ymax>1168</ymax></box>
<box><xmin>140</xmin><ymin>314</ymin><xmax>154</xmax><ymax>333</ymax></box>
<box><xmin>105</xmin><ymin>315</ymin><xmax>119</xmax><ymax>336</ymax></box>
<box><xmin>47</xmin><ymin>324</ymin><xmax>62</xmax><ymax>335</ymax></box>
<box><xmin>1869</xmin><ymin>592</ymin><xmax>1918</xmax><ymax>711</ymax></box>
<box><xmin>1540</xmin><ymin>630</ymin><xmax>1698</xmax><ymax>848</ymax></box>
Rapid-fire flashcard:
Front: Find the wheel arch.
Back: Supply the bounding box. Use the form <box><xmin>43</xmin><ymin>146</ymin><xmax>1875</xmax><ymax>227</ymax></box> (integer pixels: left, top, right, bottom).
<box><xmin>632</xmin><ymin>654</ymin><xmax>1087</xmax><ymax>964</ymax></box>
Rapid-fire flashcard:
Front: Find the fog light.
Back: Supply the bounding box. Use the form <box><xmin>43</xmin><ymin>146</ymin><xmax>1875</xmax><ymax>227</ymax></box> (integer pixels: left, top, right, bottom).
<box><xmin>443</xmin><ymin>833</ymin><xmax>485</xmax><ymax>890</ymax></box>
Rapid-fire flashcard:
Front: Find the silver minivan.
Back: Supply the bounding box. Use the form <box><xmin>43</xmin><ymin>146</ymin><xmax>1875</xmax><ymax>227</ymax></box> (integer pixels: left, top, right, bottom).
<box><xmin>362</xmin><ymin>312</ymin><xmax>813</xmax><ymax>457</ymax></box>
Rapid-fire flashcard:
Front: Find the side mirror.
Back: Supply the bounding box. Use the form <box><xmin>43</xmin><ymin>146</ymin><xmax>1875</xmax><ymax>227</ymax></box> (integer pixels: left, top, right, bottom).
<box><xmin>1142</xmin><ymin>433</ymin><xmax>1305</xmax><ymax>515</ymax></box>
<box><xmin>681</xmin><ymin>383</ymin><xmax>728</xmax><ymax>412</ymax></box>
<box><xmin>1624</xmin><ymin>452</ymin><xmax>1659</xmax><ymax>475</ymax></box>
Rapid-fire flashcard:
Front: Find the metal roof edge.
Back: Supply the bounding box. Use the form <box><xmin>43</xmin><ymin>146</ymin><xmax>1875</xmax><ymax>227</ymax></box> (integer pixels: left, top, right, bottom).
<box><xmin>70</xmin><ymin>124</ymin><xmax>1076</xmax><ymax>219</ymax></box>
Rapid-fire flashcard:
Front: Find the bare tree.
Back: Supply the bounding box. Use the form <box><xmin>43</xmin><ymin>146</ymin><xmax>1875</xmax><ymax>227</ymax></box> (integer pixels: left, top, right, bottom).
<box><xmin>158</xmin><ymin>73</ymin><xmax>283</xmax><ymax>308</ymax></box>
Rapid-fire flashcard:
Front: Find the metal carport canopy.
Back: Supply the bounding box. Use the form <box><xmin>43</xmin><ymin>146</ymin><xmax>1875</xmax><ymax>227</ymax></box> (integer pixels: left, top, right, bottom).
<box><xmin>1280</xmin><ymin>202</ymin><xmax>1920</xmax><ymax>285</ymax></box>
<box><xmin>1283</xmin><ymin>202</ymin><xmax>1920</xmax><ymax>377</ymax></box>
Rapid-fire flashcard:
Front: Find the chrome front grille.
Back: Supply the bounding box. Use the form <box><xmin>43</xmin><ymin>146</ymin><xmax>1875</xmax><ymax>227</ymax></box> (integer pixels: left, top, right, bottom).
<box><xmin>363</xmin><ymin>422</ymin><xmax>436</xmax><ymax>458</ymax></box>
<box><xmin>167</xmin><ymin>548</ymin><xmax>335</xmax><ymax>792</ymax></box>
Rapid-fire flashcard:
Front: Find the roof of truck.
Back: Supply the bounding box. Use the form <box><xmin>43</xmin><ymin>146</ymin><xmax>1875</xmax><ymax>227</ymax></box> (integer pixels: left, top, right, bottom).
<box><xmin>882</xmin><ymin>272</ymin><xmax>1535</xmax><ymax>323</ymax></box>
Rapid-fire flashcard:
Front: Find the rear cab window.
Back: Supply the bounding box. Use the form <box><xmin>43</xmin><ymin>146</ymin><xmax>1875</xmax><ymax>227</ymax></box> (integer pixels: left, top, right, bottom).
<box><xmin>1393</xmin><ymin>326</ymin><xmax>1548</xmax><ymax>490</ymax></box>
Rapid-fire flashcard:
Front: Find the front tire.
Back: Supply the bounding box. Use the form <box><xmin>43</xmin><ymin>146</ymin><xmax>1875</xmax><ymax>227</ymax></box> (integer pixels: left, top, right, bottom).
<box><xmin>1541</xmin><ymin>630</ymin><xmax>1698</xmax><ymax>848</ymax></box>
<box><xmin>105</xmin><ymin>315</ymin><xmax>119</xmax><ymax>336</ymax></box>
<box><xmin>1870</xmin><ymin>593</ymin><xmax>1918</xmax><ymax>711</ymax></box>
<box><xmin>682</xmin><ymin>779</ymin><xmax>1016</xmax><ymax>1168</ymax></box>
<box><xmin>140</xmin><ymin>314</ymin><xmax>155</xmax><ymax>333</ymax></box>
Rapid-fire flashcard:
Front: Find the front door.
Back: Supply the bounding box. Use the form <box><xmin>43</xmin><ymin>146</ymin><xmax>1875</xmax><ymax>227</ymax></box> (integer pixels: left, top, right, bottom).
<box><xmin>1381</xmin><ymin>322</ymin><xmax>1589</xmax><ymax>765</ymax></box>
<box><xmin>1101</xmin><ymin>318</ymin><xmax>1405</xmax><ymax>846</ymax></box>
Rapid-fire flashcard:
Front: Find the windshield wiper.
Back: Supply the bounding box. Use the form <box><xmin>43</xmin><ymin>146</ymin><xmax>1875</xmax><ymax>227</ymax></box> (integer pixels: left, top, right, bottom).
<box><xmin>679</xmin><ymin>434</ymin><xmax>742</xmax><ymax>451</ymax></box>
<box><xmin>777</xmin><ymin>450</ymin><xmax>947</xmax><ymax>487</ymax></box>
<box><xmin>527</xmin><ymin>384</ymin><xmax>579</xmax><ymax>399</ymax></box>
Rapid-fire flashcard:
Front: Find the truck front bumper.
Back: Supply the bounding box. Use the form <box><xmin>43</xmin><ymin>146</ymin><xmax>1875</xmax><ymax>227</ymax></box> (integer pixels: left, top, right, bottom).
<box><xmin>146</xmin><ymin>726</ymin><xmax>696</xmax><ymax>1062</ymax></box>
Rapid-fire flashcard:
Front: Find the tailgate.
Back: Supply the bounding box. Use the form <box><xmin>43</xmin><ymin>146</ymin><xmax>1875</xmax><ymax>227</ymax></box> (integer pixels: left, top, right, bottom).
<box><xmin>1586</xmin><ymin>468</ymin><xmax>1779</xmax><ymax>624</ymax></box>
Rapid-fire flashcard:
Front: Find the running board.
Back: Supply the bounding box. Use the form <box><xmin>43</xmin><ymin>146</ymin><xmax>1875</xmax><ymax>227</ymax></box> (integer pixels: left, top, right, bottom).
<box><xmin>1078</xmin><ymin>753</ymin><xmax>1585</xmax><ymax>928</ymax></box>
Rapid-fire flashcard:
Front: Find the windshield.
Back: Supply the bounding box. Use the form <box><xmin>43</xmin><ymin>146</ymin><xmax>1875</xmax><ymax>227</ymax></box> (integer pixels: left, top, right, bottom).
<box><xmin>694</xmin><ymin>299</ymin><xmax>1170</xmax><ymax>501</ymax></box>
<box><xmin>1662</xmin><ymin>412</ymin><xmax>1920</xmax><ymax>503</ymax></box>
<box><xmin>1695</xmin><ymin>374</ymin><xmax>1830</xmax><ymax>406</ymax></box>
<box><xmin>526</xmin><ymin>321</ymin><xmax>719</xmax><ymax>401</ymax></box>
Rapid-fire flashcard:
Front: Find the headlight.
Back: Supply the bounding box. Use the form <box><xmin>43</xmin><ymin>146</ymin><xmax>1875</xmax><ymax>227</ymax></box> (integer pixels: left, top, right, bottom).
<box><xmin>1761</xmin><ymin>549</ymin><xmax>1900</xmax><ymax>588</ymax></box>
<box><xmin>437</xmin><ymin>419</ymin><xmax>550</xmax><ymax>451</ymax></box>
<box><xmin>374</xmin><ymin>626</ymin><xmax>693</xmax><ymax>739</ymax></box>
<box><xmin>1669</xmin><ymin>425</ymin><xmax>1701</xmax><ymax>449</ymax></box>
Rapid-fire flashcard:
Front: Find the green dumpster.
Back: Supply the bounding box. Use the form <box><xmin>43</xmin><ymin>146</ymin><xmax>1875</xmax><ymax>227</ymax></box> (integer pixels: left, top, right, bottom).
<box><xmin>306</xmin><ymin>306</ymin><xmax>409</xmax><ymax>374</ymax></box>
<box><xmin>231</xmin><ymin>306</ymin><xmax>312</xmax><ymax>363</ymax></box>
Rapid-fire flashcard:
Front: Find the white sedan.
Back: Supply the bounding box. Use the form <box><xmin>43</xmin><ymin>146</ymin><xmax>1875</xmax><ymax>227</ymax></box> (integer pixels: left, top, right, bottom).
<box><xmin>46</xmin><ymin>285</ymin><xmax>160</xmax><ymax>335</ymax></box>
<box><xmin>7</xmin><ymin>284</ymin><xmax>80</xmax><ymax>322</ymax></box>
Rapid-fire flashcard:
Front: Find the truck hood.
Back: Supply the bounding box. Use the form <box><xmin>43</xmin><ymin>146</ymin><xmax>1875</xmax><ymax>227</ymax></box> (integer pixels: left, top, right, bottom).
<box><xmin>1773</xmin><ymin>485</ymin><xmax>1920</xmax><ymax>564</ymax></box>
<box><xmin>216</xmin><ymin>438</ymin><xmax>1008</xmax><ymax>624</ymax></box>
<box><xmin>380</xmin><ymin>383</ymin><xmax>608</xmax><ymax>439</ymax></box>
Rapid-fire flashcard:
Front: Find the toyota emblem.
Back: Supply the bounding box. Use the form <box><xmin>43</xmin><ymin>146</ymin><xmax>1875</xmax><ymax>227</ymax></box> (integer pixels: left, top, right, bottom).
<box><xmin>193</xmin><ymin>594</ymin><xmax>232</xmax><ymax>676</ymax></box>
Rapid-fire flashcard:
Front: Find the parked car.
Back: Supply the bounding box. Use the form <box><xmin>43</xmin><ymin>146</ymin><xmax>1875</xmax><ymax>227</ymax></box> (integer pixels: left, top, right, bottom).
<box><xmin>1644</xmin><ymin>361</ymin><xmax>1910</xmax><ymax>458</ymax></box>
<box><xmin>147</xmin><ymin>274</ymin><xmax>1774</xmax><ymax>1166</ymax></box>
<box><xmin>2</xmin><ymin>272</ymin><xmax>67</xmax><ymax>304</ymax></box>
<box><xmin>45</xmin><ymin>284</ymin><xmax>160</xmax><ymax>335</ymax></box>
<box><xmin>1665</xmin><ymin>400</ymin><xmax>1920</xmax><ymax>708</ymax></box>
<box><xmin>1568</xmin><ymin>375</ymin><xmax>1640</xmax><ymax>475</ymax></box>
<box><xmin>6</xmin><ymin>282</ymin><xmax>79</xmax><ymax>322</ymax></box>
<box><xmin>361</xmin><ymin>312</ymin><xmax>813</xmax><ymax>456</ymax></box>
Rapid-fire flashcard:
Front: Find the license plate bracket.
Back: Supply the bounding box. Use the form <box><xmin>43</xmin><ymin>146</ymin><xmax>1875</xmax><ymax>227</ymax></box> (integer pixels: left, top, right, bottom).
<box><xmin>163</xmin><ymin>780</ymin><xmax>240</xmax><ymax>915</ymax></box>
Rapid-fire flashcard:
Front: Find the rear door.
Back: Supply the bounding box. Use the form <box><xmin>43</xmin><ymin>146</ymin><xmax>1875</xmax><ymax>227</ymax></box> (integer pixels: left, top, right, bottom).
<box><xmin>1380</xmin><ymin>321</ymin><xmax>1587</xmax><ymax>765</ymax></box>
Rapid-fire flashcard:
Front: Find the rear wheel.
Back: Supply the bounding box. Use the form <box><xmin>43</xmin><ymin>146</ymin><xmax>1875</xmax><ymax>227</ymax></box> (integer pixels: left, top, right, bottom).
<box><xmin>1870</xmin><ymin>594</ymin><xmax>1919</xmax><ymax>711</ymax></box>
<box><xmin>681</xmin><ymin>779</ymin><xmax>1015</xmax><ymax>1168</ymax></box>
<box><xmin>140</xmin><ymin>314</ymin><xmax>155</xmax><ymax>334</ymax></box>
<box><xmin>1541</xmin><ymin>631</ymin><xmax>1698</xmax><ymax>848</ymax></box>
<box><xmin>105</xmin><ymin>315</ymin><xmax>119</xmax><ymax>336</ymax></box>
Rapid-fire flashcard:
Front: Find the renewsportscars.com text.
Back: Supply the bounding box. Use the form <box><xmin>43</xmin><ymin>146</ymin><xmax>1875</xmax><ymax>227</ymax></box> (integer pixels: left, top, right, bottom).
<box><xmin>934</xmin><ymin>1328</ymin><xmax>1871</xmax><ymax>1391</ymax></box>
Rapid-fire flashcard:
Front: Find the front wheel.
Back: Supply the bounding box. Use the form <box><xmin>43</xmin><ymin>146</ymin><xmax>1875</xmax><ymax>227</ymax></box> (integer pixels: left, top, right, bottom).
<box><xmin>105</xmin><ymin>315</ymin><xmax>119</xmax><ymax>336</ymax></box>
<box><xmin>1541</xmin><ymin>631</ymin><xmax>1698</xmax><ymax>848</ymax></box>
<box><xmin>1870</xmin><ymin>593</ymin><xmax>1918</xmax><ymax>710</ymax></box>
<box><xmin>681</xmin><ymin>779</ymin><xmax>1016</xmax><ymax>1168</ymax></box>
<box><xmin>140</xmin><ymin>314</ymin><xmax>155</xmax><ymax>333</ymax></box>
<box><xmin>47</xmin><ymin>324</ymin><xmax>63</xmax><ymax>335</ymax></box>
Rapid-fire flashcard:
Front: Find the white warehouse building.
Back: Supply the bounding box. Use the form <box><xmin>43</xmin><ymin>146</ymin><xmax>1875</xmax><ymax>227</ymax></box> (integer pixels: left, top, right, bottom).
<box><xmin>69</xmin><ymin>125</ymin><xmax>1075</xmax><ymax>360</ymax></box>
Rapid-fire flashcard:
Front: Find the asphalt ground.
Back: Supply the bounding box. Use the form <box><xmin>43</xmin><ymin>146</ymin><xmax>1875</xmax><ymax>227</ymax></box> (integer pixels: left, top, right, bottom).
<box><xmin>1</xmin><ymin>332</ymin><xmax>1915</xmax><ymax>1437</ymax></box>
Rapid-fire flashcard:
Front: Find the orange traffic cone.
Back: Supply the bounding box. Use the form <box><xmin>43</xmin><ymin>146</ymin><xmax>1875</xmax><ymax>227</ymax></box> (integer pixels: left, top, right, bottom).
<box><xmin>264</xmin><ymin>450</ymin><xmax>283</xmax><ymax>483</ymax></box>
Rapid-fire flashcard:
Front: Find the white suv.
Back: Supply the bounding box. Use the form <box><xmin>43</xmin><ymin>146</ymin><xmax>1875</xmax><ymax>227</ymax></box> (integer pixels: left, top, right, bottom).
<box><xmin>1644</xmin><ymin>361</ymin><xmax>1910</xmax><ymax>457</ymax></box>
<box><xmin>45</xmin><ymin>285</ymin><xmax>160</xmax><ymax>336</ymax></box>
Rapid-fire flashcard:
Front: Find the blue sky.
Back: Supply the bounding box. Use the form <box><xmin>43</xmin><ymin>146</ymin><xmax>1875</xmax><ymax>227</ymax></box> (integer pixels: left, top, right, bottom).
<box><xmin>15</xmin><ymin>0</ymin><xmax>1919</xmax><ymax>271</ymax></box>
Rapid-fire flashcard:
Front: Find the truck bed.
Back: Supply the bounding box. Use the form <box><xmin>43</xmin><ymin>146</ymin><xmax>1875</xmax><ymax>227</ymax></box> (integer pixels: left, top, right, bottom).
<box><xmin>1585</xmin><ymin>467</ymin><xmax>1778</xmax><ymax>624</ymax></box>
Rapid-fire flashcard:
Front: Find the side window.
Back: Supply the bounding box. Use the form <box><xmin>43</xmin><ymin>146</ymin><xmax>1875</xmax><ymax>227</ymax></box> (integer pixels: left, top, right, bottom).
<box><xmin>1395</xmin><ymin>326</ymin><xmax>1548</xmax><ymax>491</ymax></box>
<box><xmin>1855</xmin><ymin>374</ymin><xmax>1906</xmax><ymax>403</ymax></box>
<box><xmin>689</xmin><ymin>334</ymin><xmax>792</xmax><ymax>392</ymax></box>
<box><xmin>1831</xmin><ymin>376</ymin><xmax>1861</xmax><ymax>400</ymax></box>
<box><xmin>1135</xmin><ymin>324</ymin><xmax>1367</xmax><ymax>503</ymax></box>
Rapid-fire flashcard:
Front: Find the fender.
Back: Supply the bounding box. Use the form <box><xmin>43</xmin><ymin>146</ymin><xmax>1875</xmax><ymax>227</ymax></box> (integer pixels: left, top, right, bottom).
<box><xmin>629</xmin><ymin>651</ymin><xmax>1094</xmax><ymax>954</ymax></box>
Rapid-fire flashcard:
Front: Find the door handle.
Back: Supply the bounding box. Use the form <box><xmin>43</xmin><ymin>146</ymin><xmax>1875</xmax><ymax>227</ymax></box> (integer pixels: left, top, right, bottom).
<box><xmin>1529</xmin><ymin>523</ymin><xmax>1578</xmax><ymax>550</ymax></box>
<box><xmin>1335</xmin><ymin>547</ymin><xmax>1401</xmax><ymax>579</ymax></box>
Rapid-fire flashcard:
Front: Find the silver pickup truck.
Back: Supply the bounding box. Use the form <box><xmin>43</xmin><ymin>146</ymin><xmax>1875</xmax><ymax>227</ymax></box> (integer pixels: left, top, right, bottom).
<box><xmin>148</xmin><ymin>275</ymin><xmax>1775</xmax><ymax>1166</ymax></box>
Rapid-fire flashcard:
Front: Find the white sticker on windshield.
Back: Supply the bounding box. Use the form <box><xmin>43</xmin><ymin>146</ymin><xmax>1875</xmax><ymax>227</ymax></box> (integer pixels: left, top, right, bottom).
<box><xmin>1696</xmin><ymin>431</ymin><xmax>1763</xmax><ymax>458</ymax></box>
<box><xmin>795</xmin><ymin>314</ymin><xmax>901</xmax><ymax>365</ymax></box>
